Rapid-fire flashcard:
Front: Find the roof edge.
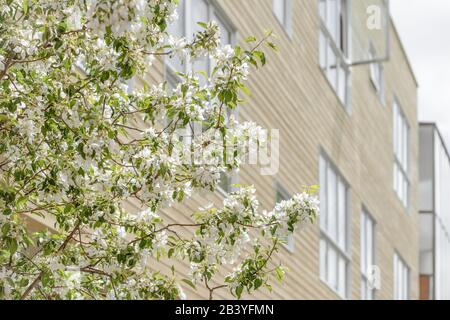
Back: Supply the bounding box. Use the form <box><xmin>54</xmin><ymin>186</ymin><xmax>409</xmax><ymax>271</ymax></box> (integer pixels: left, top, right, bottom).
<box><xmin>389</xmin><ymin>14</ymin><xmax>419</xmax><ymax>88</ymax></box>
<box><xmin>420</xmin><ymin>122</ymin><xmax>450</xmax><ymax>162</ymax></box>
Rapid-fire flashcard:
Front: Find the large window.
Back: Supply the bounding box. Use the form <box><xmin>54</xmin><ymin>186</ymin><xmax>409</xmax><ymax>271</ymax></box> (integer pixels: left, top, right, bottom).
<box><xmin>394</xmin><ymin>253</ymin><xmax>410</xmax><ymax>300</ymax></box>
<box><xmin>319</xmin><ymin>153</ymin><xmax>350</xmax><ymax>298</ymax></box>
<box><xmin>166</xmin><ymin>0</ymin><xmax>236</xmax><ymax>194</ymax></box>
<box><xmin>166</xmin><ymin>0</ymin><xmax>233</xmax><ymax>75</ymax></box>
<box><xmin>319</xmin><ymin>0</ymin><xmax>350</xmax><ymax>108</ymax></box>
<box><xmin>273</xmin><ymin>0</ymin><xmax>293</xmax><ymax>36</ymax></box>
<box><xmin>369</xmin><ymin>44</ymin><xmax>385</xmax><ymax>104</ymax></box>
<box><xmin>361</xmin><ymin>209</ymin><xmax>376</xmax><ymax>300</ymax></box>
<box><xmin>393</xmin><ymin>100</ymin><xmax>409</xmax><ymax>209</ymax></box>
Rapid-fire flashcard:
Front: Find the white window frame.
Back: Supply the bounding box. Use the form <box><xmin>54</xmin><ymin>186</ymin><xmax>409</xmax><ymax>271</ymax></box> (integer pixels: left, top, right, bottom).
<box><xmin>319</xmin><ymin>152</ymin><xmax>351</xmax><ymax>298</ymax></box>
<box><xmin>165</xmin><ymin>0</ymin><xmax>236</xmax><ymax>75</ymax></box>
<box><xmin>276</xmin><ymin>183</ymin><xmax>295</xmax><ymax>253</ymax></box>
<box><xmin>369</xmin><ymin>44</ymin><xmax>385</xmax><ymax>104</ymax></box>
<box><xmin>360</xmin><ymin>208</ymin><xmax>376</xmax><ymax>300</ymax></box>
<box><xmin>318</xmin><ymin>0</ymin><xmax>351</xmax><ymax>111</ymax></box>
<box><xmin>393</xmin><ymin>99</ymin><xmax>410</xmax><ymax>210</ymax></box>
<box><xmin>273</xmin><ymin>0</ymin><xmax>294</xmax><ymax>38</ymax></box>
<box><xmin>393</xmin><ymin>253</ymin><xmax>410</xmax><ymax>300</ymax></box>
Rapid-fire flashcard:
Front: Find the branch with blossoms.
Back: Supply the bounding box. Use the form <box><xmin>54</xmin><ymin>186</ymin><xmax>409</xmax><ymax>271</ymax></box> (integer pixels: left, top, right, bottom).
<box><xmin>0</xmin><ymin>0</ymin><xmax>319</xmax><ymax>300</ymax></box>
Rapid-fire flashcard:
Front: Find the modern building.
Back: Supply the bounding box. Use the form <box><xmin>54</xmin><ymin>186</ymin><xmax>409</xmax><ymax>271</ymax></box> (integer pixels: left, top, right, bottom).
<box><xmin>419</xmin><ymin>123</ymin><xmax>450</xmax><ymax>300</ymax></box>
<box><xmin>156</xmin><ymin>0</ymin><xmax>420</xmax><ymax>300</ymax></box>
<box><xmin>25</xmin><ymin>0</ymin><xmax>421</xmax><ymax>300</ymax></box>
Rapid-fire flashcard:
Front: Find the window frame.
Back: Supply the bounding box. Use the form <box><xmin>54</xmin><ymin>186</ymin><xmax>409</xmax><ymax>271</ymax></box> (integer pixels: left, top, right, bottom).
<box><xmin>273</xmin><ymin>0</ymin><xmax>294</xmax><ymax>38</ymax></box>
<box><xmin>318</xmin><ymin>0</ymin><xmax>352</xmax><ymax>112</ymax></box>
<box><xmin>393</xmin><ymin>252</ymin><xmax>410</xmax><ymax>300</ymax></box>
<box><xmin>319</xmin><ymin>151</ymin><xmax>352</xmax><ymax>299</ymax></box>
<box><xmin>393</xmin><ymin>98</ymin><xmax>410</xmax><ymax>210</ymax></box>
<box><xmin>360</xmin><ymin>208</ymin><xmax>377</xmax><ymax>300</ymax></box>
<box><xmin>369</xmin><ymin>43</ymin><xmax>385</xmax><ymax>104</ymax></box>
<box><xmin>165</xmin><ymin>0</ymin><xmax>237</xmax><ymax>75</ymax></box>
<box><xmin>164</xmin><ymin>0</ymin><xmax>239</xmax><ymax>196</ymax></box>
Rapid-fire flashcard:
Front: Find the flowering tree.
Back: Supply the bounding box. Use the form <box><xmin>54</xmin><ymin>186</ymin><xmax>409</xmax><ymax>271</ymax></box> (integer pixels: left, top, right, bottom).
<box><xmin>0</xmin><ymin>0</ymin><xmax>319</xmax><ymax>300</ymax></box>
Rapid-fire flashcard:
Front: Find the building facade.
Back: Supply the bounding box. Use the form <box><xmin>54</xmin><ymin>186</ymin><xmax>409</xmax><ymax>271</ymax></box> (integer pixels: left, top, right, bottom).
<box><xmin>26</xmin><ymin>0</ymin><xmax>420</xmax><ymax>300</ymax></box>
<box><xmin>157</xmin><ymin>0</ymin><xmax>419</xmax><ymax>300</ymax></box>
<box><xmin>419</xmin><ymin>123</ymin><xmax>450</xmax><ymax>300</ymax></box>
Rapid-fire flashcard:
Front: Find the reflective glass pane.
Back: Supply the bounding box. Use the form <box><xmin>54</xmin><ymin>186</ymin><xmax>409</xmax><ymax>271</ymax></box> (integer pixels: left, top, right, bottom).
<box><xmin>273</xmin><ymin>0</ymin><xmax>286</xmax><ymax>25</ymax></box>
<box><xmin>328</xmin><ymin>246</ymin><xmax>337</xmax><ymax>289</ymax></box>
<box><xmin>361</xmin><ymin>278</ymin><xmax>367</xmax><ymax>300</ymax></box>
<box><xmin>337</xmin><ymin>63</ymin><xmax>347</xmax><ymax>104</ymax></box>
<box><xmin>319</xmin><ymin>0</ymin><xmax>327</xmax><ymax>23</ymax></box>
<box><xmin>167</xmin><ymin>0</ymin><xmax>185</xmax><ymax>37</ymax></box>
<box><xmin>366</xmin><ymin>217</ymin><xmax>373</xmax><ymax>269</ymax></box>
<box><xmin>191</xmin><ymin>0</ymin><xmax>209</xmax><ymax>32</ymax></box>
<box><xmin>338</xmin><ymin>178</ymin><xmax>346</xmax><ymax>249</ymax></box>
<box><xmin>320</xmin><ymin>238</ymin><xmax>327</xmax><ymax>280</ymax></box>
<box><xmin>327</xmin><ymin>0</ymin><xmax>338</xmax><ymax>43</ymax></box>
<box><xmin>327</xmin><ymin>165</ymin><xmax>337</xmax><ymax>239</ymax></box>
<box><xmin>393</xmin><ymin>102</ymin><xmax>398</xmax><ymax>154</ymax></box>
<box><xmin>166</xmin><ymin>0</ymin><xmax>186</xmax><ymax>72</ymax></box>
<box><xmin>338</xmin><ymin>256</ymin><xmax>346</xmax><ymax>296</ymax></box>
<box><xmin>327</xmin><ymin>45</ymin><xmax>338</xmax><ymax>92</ymax></box>
<box><xmin>320</xmin><ymin>156</ymin><xmax>328</xmax><ymax>230</ymax></box>
<box><xmin>361</xmin><ymin>213</ymin><xmax>367</xmax><ymax>274</ymax></box>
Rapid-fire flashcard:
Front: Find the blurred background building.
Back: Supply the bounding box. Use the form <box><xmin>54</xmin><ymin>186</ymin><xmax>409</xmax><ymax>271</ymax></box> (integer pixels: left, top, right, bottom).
<box><xmin>419</xmin><ymin>123</ymin><xmax>450</xmax><ymax>300</ymax></box>
<box><xmin>161</xmin><ymin>0</ymin><xmax>419</xmax><ymax>300</ymax></box>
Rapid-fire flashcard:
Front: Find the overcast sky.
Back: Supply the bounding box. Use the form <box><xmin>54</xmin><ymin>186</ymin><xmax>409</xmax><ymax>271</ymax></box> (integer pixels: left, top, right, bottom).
<box><xmin>390</xmin><ymin>0</ymin><xmax>450</xmax><ymax>148</ymax></box>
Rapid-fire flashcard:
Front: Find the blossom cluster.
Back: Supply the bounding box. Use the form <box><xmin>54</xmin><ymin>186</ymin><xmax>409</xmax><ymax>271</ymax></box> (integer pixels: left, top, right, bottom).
<box><xmin>0</xmin><ymin>0</ymin><xmax>319</xmax><ymax>300</ymax></box>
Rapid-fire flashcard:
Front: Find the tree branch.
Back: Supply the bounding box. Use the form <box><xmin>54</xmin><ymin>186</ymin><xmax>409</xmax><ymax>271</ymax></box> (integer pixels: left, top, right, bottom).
<box><xmin>20</xmin><ymin>222</ymin><xmax>81</xmax><ymax>299</ymax></box>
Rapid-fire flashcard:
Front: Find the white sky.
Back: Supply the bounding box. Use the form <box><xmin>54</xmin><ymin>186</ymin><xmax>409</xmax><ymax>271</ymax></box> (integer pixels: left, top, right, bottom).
<box><xmin>390</xmin><ymin>0</ymin><xmax>450</xmax><ymax>148</ymax></box>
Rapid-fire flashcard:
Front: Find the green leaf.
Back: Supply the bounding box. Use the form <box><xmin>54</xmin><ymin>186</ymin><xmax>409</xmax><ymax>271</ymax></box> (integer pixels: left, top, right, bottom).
<box><xmin>2</xmin><ymin>223</ymin><xmax>10</xmax><ymax>235</ymax></box>
<box><xmin>23</xmin><ymin>234</ymin><xmax>34</xmax><ymax>247</ymax></box>
<box><xmin>264</xmin><ymin>29</ymin><xmax>273</xmax><ymax>37</ymax></box>
<box><xmin>254</xmin><ymin>278</ymin><xmax>263</xmax><ymax>289</ymax></box>
<box><xmin>240</xmin><ymin>85</ymin><xmax>252</xmax><ymax>97</ymax></box>
<box><xmin>275</xmin><ymin>266</ymin><xmax>284</xmax><ymax>281</ymax></box>
<box><xmin>16</xmin><ymin>196</ymin><xmax>28</xmax><ymax>207</ymax></box>
<box><xmin>197</xmin><ymin>22</ymin><xmax>208</xmax><ymax>29</ymax></box>
<box><xmin>266</xmin><ymin>41</ymin><xmax>278</xmax><ymax>52</ymax></box>
<box><xmin>235</xmin><ymin>285</ymin><xmax>244</xmax><ymax>299</ymax></box>
<box><xmin>196</xmin><ymin>70</ymin><xmax>208</xmax><ymax>79</ymax></box>
<box><xmin>244</xmin><ymin>36</ymin><xmax>257</xmax><ymax>43</ymax></box>
<box><xmin>182</xmin><ymin>279</ymin><xmax>196</xmax><ymax>289</ymax></box>
<box><xmin>253</xmin><ymin>51</ymin><xmax>266</xmax><ymax>66</ymax></box>
<box><xmin>8</xmin><ymin>238</ymin><xmax>18</xmax><ymax>255</ymax></box>
<box><xmin>22</xmin><ymin>0</ymin><xmax>28</xmax><ymax>15</ymax></box>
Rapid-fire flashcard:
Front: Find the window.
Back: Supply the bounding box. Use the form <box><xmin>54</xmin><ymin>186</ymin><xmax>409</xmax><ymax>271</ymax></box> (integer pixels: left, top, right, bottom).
<box><xmin>319</xmin><ymin>153</ymin><xmax>350</xmax><ymax>298</ymax></box>
<box><xmin>166</xmin><ymin>0</ymin><xmax>233</xmax><ymax>75</ymax></box>
<box><xmin>319</xmin><ymin>0</ymin><xmax>350</xmax><ymax>108</ymax></box>
<box><xmin>166</xmin><ymin>0</ymin><xmax>237</xmax><ymax>194</ymax></box>
<box><xmin>276</xmin><ymin>184</ymin><xmax>294</xmax><ymax>252</ymax></box>
<box><xmin>394</xmin><ymin>253</ymin><xmax>410</xmax><ymax>300</ymax></box>
<box><xmin>273</xmin><ymin>0</ymin><xmax>293</xmax><ymax>36</ymax></box>
<box><xmin>369</xmin><ymin>44</ymin><xmax>385</xmax><ymax>103</ymax></box>
<box><xmin>393</xmin><ymin>100</ymin><xmax>409</xmax><ymax>209</ymax></box>
<box><xmin>361</xmin><ymin>209</ymin><xmax>376</xmax><ymax>300</ymax></box>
